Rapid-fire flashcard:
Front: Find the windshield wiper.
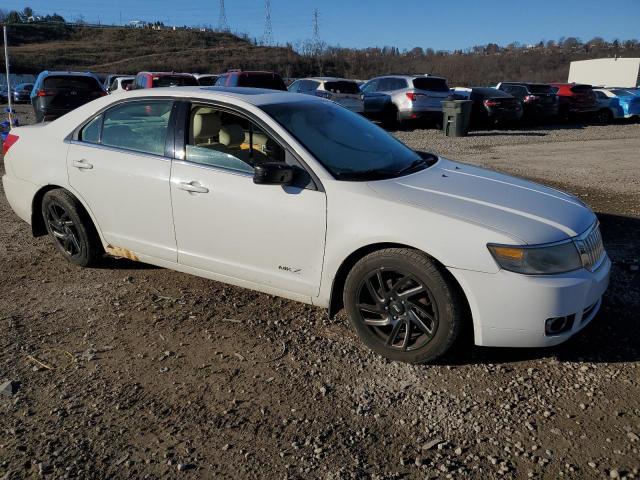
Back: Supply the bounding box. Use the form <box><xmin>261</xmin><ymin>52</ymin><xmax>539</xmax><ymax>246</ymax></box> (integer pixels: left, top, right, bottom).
<box><xmin>334</xmin><ymin>169</ymin><xmax>398</xmax><ymax>181</ymax></box>
<box><xmin>395</xmin><ymin>158</ymin><xmax>432</xmax><ymax>176</ymax></box>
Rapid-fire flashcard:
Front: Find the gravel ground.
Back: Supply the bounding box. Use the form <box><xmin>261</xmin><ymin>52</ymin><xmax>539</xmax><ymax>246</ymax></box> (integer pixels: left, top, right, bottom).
<box><xmin>0</xmin><ymin>104</ymin><xmax>639</xmax><ymax>479</ymax></box>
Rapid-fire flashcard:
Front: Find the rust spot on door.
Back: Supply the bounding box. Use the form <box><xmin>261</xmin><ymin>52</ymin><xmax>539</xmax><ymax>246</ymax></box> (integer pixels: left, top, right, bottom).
<box><xmin>105</xmin><ymin>245</ymin><xmax>139</xmax><ymax>262</ymax></box>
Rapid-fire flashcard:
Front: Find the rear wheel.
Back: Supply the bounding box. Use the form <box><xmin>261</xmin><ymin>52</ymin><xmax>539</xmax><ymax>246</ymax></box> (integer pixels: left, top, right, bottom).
<box><xmin>595</xmin><ymin>108</ymin><xmax>613</xmax><ymax>124</ymax></box>
<box><xmin>42</xmin><ymin>189</ymin><xmax>103</xmax><ymax>267</ymax></box>
<box><xmin>343</xmin><ymin>248</ymin><xmax>464</xmax><ymax>364</ymax></box>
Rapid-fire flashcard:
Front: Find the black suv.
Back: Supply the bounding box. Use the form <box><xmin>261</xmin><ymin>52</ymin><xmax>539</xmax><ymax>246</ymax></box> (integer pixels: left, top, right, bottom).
<box><xmin>31</xmin><ymin>71</ymin><xmax>106</xmax><ymax>122</ymax></box>
<box><xmin>496</xmin><ymin>82</ymin><xmax>559</xmax><ymax>119</ymax></box>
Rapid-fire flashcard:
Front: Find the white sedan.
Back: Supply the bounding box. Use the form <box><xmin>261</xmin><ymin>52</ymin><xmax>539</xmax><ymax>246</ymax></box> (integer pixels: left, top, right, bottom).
<box><xmin>1</xmin><ymin>87</ymin><xmax>610</xmax><ymax>363</ymax></box>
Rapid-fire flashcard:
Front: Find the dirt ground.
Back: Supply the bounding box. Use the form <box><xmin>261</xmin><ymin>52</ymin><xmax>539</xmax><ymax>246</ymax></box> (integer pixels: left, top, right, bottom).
<box><xmin>0</xmin><ymin>104</ymin><xmax>639</xmax><ymax>479</ymax></box>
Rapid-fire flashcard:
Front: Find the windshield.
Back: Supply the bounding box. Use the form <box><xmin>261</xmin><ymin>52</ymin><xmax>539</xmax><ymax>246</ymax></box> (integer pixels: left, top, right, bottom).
<box><xmin>262</xmin><ymin>100</ymin><xmax>432</xmax><ymax>181</ymax></box>
<box><xmin>324</xmin><ymin>80</ymin><xmax>360</xmax><ymax>94</ymax></box>
<box><xmin>152</xmin><ymin>75</ymin><xmax>198</xmax><ymax>87</ymax></box>
<box><xmin>43</xmin><ymin>76</ymin><xmax>102</xmax><ymax>92</ymax></box>
<box><xmin>413</xmin><ymin>77</ymin><xmax>449</xmax><ymax>92</ymax></box>
<box><xmin>528</xmin><ymin>84</ymin><xmax>554</xmax><ymax>94</ymax></box>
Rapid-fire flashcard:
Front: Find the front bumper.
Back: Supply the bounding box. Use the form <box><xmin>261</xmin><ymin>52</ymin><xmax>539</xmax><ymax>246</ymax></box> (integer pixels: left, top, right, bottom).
<box><xmin>449</xmin><ymin>255</ymin><xmax>611</xmax><ymax>348</ymax></box>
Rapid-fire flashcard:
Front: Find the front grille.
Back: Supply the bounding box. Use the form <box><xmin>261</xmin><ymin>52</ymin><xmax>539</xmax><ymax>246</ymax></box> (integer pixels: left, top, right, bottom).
<box><xmin>575</xmin><ymin>224</ymin><xmax>606</xmax><ymax>271</ymax></box>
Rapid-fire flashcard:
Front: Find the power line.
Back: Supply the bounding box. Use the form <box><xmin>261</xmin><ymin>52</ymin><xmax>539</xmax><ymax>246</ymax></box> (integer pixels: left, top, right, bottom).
<box><xmin>217</xmin><ymin>0</ymin><xmax>229</xmax><ymax>32</ymax></box>
<box><xmin>262</xmin><ymin>0</ymin><xmax>273</xmax><ymax>46</ymax></box>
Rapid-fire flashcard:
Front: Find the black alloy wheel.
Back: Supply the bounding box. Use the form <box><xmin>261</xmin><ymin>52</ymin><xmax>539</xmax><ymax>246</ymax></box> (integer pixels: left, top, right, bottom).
<box><xmin>355</xmin><ymin>267</ymin><xmax>438</xmax><ymax>352</ymax></box>
<box><xmin>344</xmin><ymin>248</ymin><xmax>464</xmax><ymax>364</ymax></box>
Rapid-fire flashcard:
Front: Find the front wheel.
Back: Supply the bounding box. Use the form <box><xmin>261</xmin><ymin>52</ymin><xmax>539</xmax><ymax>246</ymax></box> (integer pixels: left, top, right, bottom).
<box><xmin>343</xmin><ymin>248</ymin><xmax>464</xmax><ymax>364</ymax></box>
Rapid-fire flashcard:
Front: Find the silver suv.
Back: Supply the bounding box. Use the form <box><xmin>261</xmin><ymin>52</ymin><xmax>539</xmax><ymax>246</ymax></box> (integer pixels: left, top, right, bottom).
<box><xmin>361</xmin><ymin>74</ymin><xmax>451</xmax><ymax>126</ymax></box>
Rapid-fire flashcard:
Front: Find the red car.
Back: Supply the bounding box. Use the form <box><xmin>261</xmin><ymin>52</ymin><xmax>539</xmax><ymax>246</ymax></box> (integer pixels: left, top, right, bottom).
<box><xmin>131</xmin><ymin>72</ymin><xmax>199</xmax><ymax>89</ymax></box>
<box><xmin>550</xmin><ymin>83</ymin><xmax>597</xmax><ymax>119</ymax></box>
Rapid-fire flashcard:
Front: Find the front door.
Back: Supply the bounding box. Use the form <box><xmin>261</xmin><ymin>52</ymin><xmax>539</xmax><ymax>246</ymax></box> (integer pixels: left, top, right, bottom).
<box><xmin>67</xmin><ymin>99</ymin><xmax>177</xmax><ymax>261</ymax></box>
<box><xmin>170</xmin><ymin>103</ymin><xmax>327</xmax><ymax>297</ymax></box>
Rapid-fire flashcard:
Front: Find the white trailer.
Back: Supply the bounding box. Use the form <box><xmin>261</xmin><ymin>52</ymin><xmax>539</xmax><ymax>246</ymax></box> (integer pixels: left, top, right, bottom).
<box><xmin>568</xmin><ymin>58</ymin><xmax>640</xmax><ymax>88</ymax></box>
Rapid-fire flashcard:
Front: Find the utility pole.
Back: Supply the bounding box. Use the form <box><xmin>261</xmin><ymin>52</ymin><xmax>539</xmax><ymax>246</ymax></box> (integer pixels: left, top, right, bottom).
<box><xmin>3</xmin><ymin>25</ymin><xmax>13</xmax><ymax>127</ymax></box>
<box><xmin>218</xmin><ymin>0</ymin><xmax>229</xmax><ymax>32</ymax></box>
<box><xmin>263</xmin><ymin>0</ymin><xmax>273</xmax><ymax>46</ymax></box>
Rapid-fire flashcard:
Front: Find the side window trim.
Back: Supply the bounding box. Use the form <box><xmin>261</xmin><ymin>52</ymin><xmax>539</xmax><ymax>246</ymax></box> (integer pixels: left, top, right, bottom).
<box><xmin>69</xmin><ymin>98</ymin><xmax>176</xmax><ymax>160</ymax></box>
<box><xmin>178</xmin><ymin>99</ymin><xmax>323</xmax><ymax>192</ymax></box>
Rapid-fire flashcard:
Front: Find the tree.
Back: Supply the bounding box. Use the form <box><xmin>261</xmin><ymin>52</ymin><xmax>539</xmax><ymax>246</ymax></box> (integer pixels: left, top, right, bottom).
<box><xmin>23</xmin><ymin>6</ymin><xmax>33</xmax><ymax>18</ymax></box>
<box><xmin>5</xmin><ymin>10</ymin><xmax>23</xmax><ymax>23</ymax></box>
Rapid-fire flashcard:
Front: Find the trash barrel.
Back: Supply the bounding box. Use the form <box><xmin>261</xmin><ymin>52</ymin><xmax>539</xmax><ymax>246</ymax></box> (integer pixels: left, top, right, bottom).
<box><xmin>442</xmin><ymin>100</ymin><xmax>473</xmax><ymax>137</ymax></box>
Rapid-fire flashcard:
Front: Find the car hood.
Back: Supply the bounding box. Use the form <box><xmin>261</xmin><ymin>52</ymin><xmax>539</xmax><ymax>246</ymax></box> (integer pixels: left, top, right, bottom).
<box><xmin>367</xmin><ymin>158</ymin><xmax>595</xmax><ymax>245</ymax></box>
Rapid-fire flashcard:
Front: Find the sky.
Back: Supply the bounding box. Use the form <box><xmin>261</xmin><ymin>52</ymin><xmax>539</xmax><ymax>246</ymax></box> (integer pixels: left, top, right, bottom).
<box><xmin>3</xmin><ymin>0</ymin><xmax>639</xmax><ymax>51</ymax></box>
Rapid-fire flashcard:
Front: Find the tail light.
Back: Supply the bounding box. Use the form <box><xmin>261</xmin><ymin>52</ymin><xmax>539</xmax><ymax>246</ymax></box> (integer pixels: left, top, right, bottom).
<box><xmin>524</xmin><ymin>95</ymin><xmax>539</xmax><ymax>103</ymax></box>
<box><xmin>406</xmin><ymin>92</ymin><xmax>425</xmax><ymax>101</ymax></box>
<box><xmin>36</xmin><ymin>89</ymin><xmax>56</xmax><ymax>97</ymax></box>
<box><xmin>2</xmin><ymin>133</ymin><xmax>19</xmax><ymax>155</ymax></box>
<box><xmin>483</xmin><ymin>99</ymin><xmax>499</xmax><ymax>107</ymax></box>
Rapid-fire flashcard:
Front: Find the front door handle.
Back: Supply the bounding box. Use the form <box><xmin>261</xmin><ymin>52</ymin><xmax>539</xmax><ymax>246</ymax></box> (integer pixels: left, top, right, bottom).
<box><xmin>72</xmin><ymin>159</ymin><xmax>93</xmax><ymax>170</ymax></box>
<box><xmin>178</xmin><ymin>181</ymin><xmax>209</xmax><ymax>194</ymax></box>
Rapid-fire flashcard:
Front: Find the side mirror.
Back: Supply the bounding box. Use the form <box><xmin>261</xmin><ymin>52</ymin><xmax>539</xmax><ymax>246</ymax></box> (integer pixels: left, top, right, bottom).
<box><xmin>253</xmin><ymin>162</ymin><xmax>295</xmax><ymax>185</ymax></box>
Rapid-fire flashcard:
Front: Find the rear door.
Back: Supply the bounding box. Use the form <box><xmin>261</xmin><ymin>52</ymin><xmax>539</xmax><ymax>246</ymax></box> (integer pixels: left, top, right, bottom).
<box><xmin>362</xmin><ymin>79</ymin><xmax>388</xmax><ymax>114</ymax></box>
<box><xmin>67</xmin><ymin>99</ymin><xmax>177</xmax><ymax>261</ymax></box>
<box><xmin>45</xmin><ymin>75</ymin><xmax>104</xmax><ymax>111</ymax></box>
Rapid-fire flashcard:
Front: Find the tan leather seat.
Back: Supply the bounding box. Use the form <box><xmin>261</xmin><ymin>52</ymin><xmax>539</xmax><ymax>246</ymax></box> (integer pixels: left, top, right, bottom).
<box><xmin>219</xmin><ymin>124</ymin><xmax>245</xmax><ymax>148</ymax></box>
<box><xmin>191</xmin><ymin>109</ymin><xmax>221</xmax><ymax>146</ymax></box>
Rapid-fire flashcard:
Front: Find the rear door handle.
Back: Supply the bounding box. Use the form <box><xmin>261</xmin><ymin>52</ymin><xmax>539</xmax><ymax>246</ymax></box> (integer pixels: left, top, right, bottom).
<box><xmin>178</xmin><ymin>181</ymin><xmax>209</xmax><ymax>194</ymax></box>
<box><xmin>72</xmin><ymin>159</ymin><xmax>93</xmax><ymax>170</ymax></box>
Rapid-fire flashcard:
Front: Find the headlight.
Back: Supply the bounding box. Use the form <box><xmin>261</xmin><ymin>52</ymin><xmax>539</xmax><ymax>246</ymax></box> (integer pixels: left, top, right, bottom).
<box><xmin>487</xmin><ymin>241</ymin><xmax>582</xmax><ymax>275</ymax></box>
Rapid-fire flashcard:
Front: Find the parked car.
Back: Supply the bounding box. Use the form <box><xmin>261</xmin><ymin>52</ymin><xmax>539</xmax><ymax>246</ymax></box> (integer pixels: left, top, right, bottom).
<box><xmin>131</xmin><ymin>72</ymin><xmax>199</xmax><ymax>89</ymax></box>
<box><xmin>0</xmin><ymin>85</ymin><xmax>8</xmax><ymax>103</ymax></box>
<box><xmin>550</xmin><ymin>83</ymin><xmax>597</xmax><ymax>119</ymax></box>
<box><xmin>214</xmin><ymin>70</ymin><xmax>287</xmax><ymax>90</ymax></box>
<box><xmin>1</xmin><ymin>87</ymin><xmax>610</xmax><ymax>364</ymax></box>
<box><xmin>193</xmin><ymin>74</ymin><xmax>219</xmax><ymax>86</ymax></box>
<box><xmin>496</xmin><ymin>82</ymin><xmax>559</xmax><ymax>120</ymax></box>
<box><xmin>30</xmin><ymin>71</ymin><xmax>106</xmax><ymax>122</ymax></box>
<box><xmin>103</xmin><ymin>74</ymin><xmax>128</xmax><ymax>91</ymax></box>
<box><xmin>361</xmin><ymin>74</ymin><xmax>451</xmax><ymax>126</ymax></box>
<box><xmin>593</xmin><ymin>88</ymin><xmax>640</xmax><ymax>121</ymax></box>
<box><xmin>453</xmin><ymin>87</ymin><xmax>523</xmax><ymax>127</ymax></box>
<box><xmin>106</xmin><ymin>76</ymin><xmax>135</xmax><ymax>94</ymax></box>
<box><xmin>11</xmin><ymin>83</ymin><xmax>34</xmax><ymax>103</ymax></box>
<box><xmin>288</xmin><ymin>77</ymin><xmax>364</xmax><ymax>113</ymax></box>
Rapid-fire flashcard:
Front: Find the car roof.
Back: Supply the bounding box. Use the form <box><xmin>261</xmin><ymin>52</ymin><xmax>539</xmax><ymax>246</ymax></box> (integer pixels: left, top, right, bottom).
<box><xmin>138</xmin><ymin>72</ymin><xmax>195</xmax><ymax>77</ymax></box>
<box><xmin>113</xmin><ymin>86</ymin><xmax>319</xmax><ymax>106</ymax></box>
<box><xmin>38</xmin><ymin>71</ymin><xmax>99</xmax><ymax>78</ymax></box>
<box><xmin>368</xmin><ymin>74</ymin><xmax>446</xmax><ymax>81</ymax></box>
<box><xmin>306</xmin><ymin>77</ymin><xmax>353</xmax><ymax>82</ymax></box>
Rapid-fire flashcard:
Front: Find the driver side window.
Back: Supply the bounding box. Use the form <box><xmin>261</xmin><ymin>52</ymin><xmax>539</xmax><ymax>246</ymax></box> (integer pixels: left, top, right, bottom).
<box><xmin>186</xmin><ymin>105</ymin><xmax>286</xmax><ymax>174</ymax></box>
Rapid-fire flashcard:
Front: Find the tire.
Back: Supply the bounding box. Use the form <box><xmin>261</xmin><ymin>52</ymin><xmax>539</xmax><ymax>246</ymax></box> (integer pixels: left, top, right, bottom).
<box><xmin>42</xmin><ymin>189</ymin><xmax>103</xmax><ymax>267</ymax></box>
<box><xmin>343</xmin><ymin>248</ymin><xmax>464</xmax><ymax>364</ymax></box>
<box><xmin>382</xmin><ymin>104</ymin><xmax>401</xmax><ymax>129</ymax></box>
<box><xmin>595</xmin><ymin>109</ymin><xmax>613</xmax><ymax>124</ymax></box>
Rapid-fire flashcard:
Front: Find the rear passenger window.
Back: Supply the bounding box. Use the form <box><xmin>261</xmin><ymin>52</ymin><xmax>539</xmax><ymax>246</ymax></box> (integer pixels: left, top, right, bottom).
<box><xmin>185</xmin><ymin>105</ymin><xmax>285</xmax><ymax>174</ymax></box>
<box><xmin>101</xmin><ymin>101</ymin><xmax>173</xmax><ymax>156</ymax></box>
<box><xmin>80</xmin><ymin>115</ymin><xmax>102</xmax><ymax>144</ymax></box>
